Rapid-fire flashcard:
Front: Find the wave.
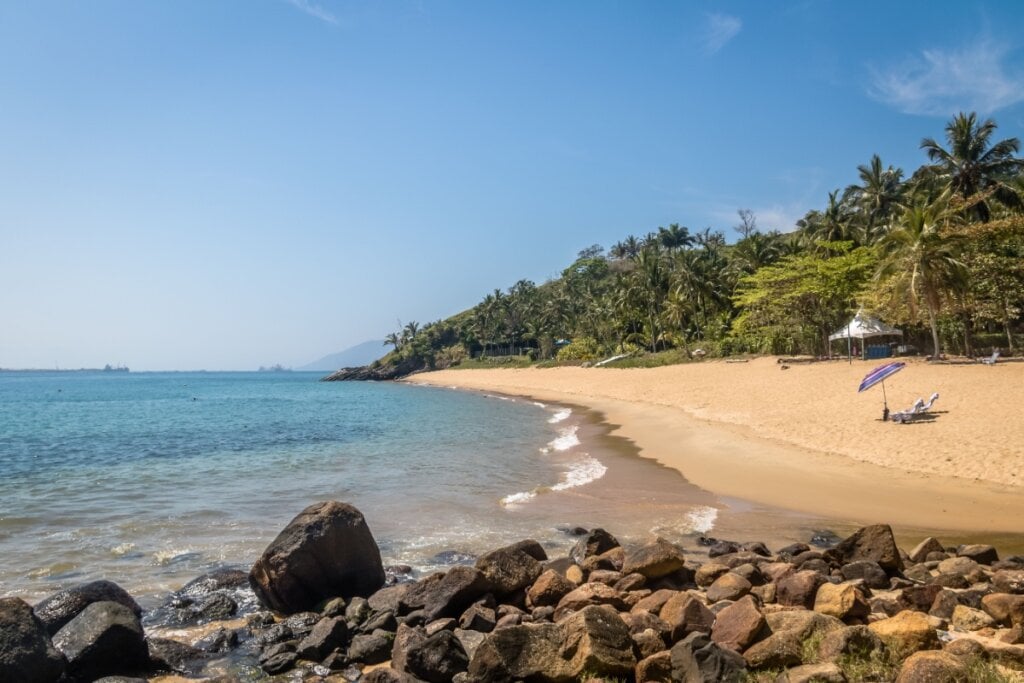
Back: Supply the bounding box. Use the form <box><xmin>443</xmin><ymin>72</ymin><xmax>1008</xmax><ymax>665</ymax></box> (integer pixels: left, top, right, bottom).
<box><xmin>533</xmin><ymin>401</ymin><xmax>547</xmax><ymax>409</ymax></box>
<box><xmin>542</xmin><ymin>425</ymin><xmax>580</xmax><ymax>453</ymax></box>
<box><xmin>685</xmin><ymin>505</ymin><xmax>718</xmax><ymax>534</ymax></box>
<box><xmin>501</xmin><ymin>456</ymin><xmax>607</xmax><ymax>508</ymax></box>
<box><xmin>548</xmin><ymin>408</ymin><xmax>572</xmax><ymax>424</ymax></box>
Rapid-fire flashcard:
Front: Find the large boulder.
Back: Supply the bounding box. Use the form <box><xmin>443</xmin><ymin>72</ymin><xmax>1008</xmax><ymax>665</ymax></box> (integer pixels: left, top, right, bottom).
<box><xmin>33</xmin><ymin>580</ymin><xmax>142</xmax><ymax>635</ymax></box>
<box><xmin>828</xmin><ymin>524</ymin><xmax>903</xmax><ymax>574</ymax></box>
<box><xmin>404</xmin><ymin>629</ymin><xmax>469</xmax><ymax>682</ymax></box>
<box><xmin>621</xmin><ymin>538</ymin><xmax>688</xmax><ymax>579</ymax></box>
<box><xmin>476</xmin><ymin>541</ymin><xmax>545</xmax><ymax>595</ymax></box>
<box><xmin>399</xmin><ymin>566</ymin><xmax>492</xmax><ymax>621</ymax></box>
<box><xmin>710</xmin><ymin>595</ymin><xmax>766</xmax><ymax>652</ymax></box>
<box><xmin>52</xmin><ymin>601</ymin><xmax>149</xmax><ymax>682</ymax></box>
<box><xmin>0</xmin><ymin>597</ymin><xmax>66</xmax><ymax>683</ymax></box>
<box><xmin>553</xmin><ymin>582</ymin><xmax>627</xmax><ymax>621</ymax></box>
<box><xmin>867</xmin><ymin>609</ymin><xmax>938</xmax><ymax>656</ymax></box>
<box><xmin>249</xmin><ymin>501</ymin><xmax>386</xmax><ymax>613</ymax></box>
<box><xmin>659</xmin><ymin>592</ymin><xmax>715</xmax><ymax>641</ymax></box>
<box><xmin>570</xmin><ymin>528</ymin><xmax>620</xmax><ymax>565</ymax></box>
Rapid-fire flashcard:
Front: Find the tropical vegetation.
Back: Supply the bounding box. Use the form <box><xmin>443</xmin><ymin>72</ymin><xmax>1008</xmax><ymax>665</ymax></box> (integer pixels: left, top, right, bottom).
<box><xmin>372</xmin><ymin>113</ymin><xmax>1024</xmax><ymax>373</ymax></box>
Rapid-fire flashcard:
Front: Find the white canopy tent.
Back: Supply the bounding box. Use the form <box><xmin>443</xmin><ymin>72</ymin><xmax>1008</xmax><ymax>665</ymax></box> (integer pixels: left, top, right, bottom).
<box><xmin>829</xmin><ymin>310</ymin><xmax>903</xmax><ymax>342</ymax></box>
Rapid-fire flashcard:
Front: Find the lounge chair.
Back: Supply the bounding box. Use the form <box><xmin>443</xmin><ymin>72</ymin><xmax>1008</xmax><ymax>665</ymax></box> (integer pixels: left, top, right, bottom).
<box><xmin>890</xmin><ymin>392</ymin><xmax>939</xmax><ymax>424</ymax></box>
<box><xmin>981</xmin><ymin>350</ymin><xmax>1000</xmax><ymax>365</ymax></box>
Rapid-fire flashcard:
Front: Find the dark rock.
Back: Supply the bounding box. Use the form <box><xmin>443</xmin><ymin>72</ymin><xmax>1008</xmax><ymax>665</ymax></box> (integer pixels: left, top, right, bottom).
<box><xmin>815</xmin><ymin>625</ymin><xmax>884</xmax><ymax>662</ymax></box>
<box><xmin>777</xmin><ymin>543</ymin><xmax>810</xmax><ymax>558</ymax></box>
<box><xmin>193</xmin><ymin>627</ymin><xmax>237</xmax><ymax>653</ymax></box>
<box><xmin>250</xmin><ymin>622</ymin><xmax>292</xmax><ymax>648</ymax></box>
<box><xmin>260</xmin><ymin>651</ymin><xmax>297</xmax><ymax>675</ymax></box>
<box><xmin>632</xmin><ymin>628</ymin><xmax>667</xmax><ymax>659</ymax></box>
<box><xmin>827</xmin><ymin>525</ymin><xmax>903</xmax><ymax>574</ymax></box>
<box><xmin>958</xmin><ymin>544</ymin><xmax>999</xmax><ymax>565</ymax></box>
<box><xmin>52</xmin><ymin>601</ymin><xmax>148</xmax><ymax>682</ymax></box>
<box><xmin>475</xmin><ymin>542</ymin><xmax>544</xmax><ymax>595</ymax></box>
<box><xmin>0</xmin><ymin>597</ymin><xmax>66</xmax><ymax>683</ymax></box>
<box><xmin>659</xmin><ymin>592</ymin><xmax>715</xmax><ymax>641</ymax></box>
<box><xmin>710</xmin><ymin>595</ymin><xmax>765</xmax><ymax>652</ymax></box>
<box><xmin>390</xmin><ymin>623</ymin><xmax>426</xmax><ymax>674</ymax></box>
<box><xmin>614</xmin><ymin>572</ymin><xmax>647</xmax><ymax>592</ymax></box>
<box><xmin>459</xmin><ymin>603</ymin><xmax>496</xmax><ymax>632</ymax></box>
<box><xmin>743</xmin><ymin>542</ymin><xmax>772</xmax><ymax>557</ymax></box>
<box><xmin>708</xmin><ymin>541</ymin><xmax>742</xmax><ymax>558</ymax></box>
<box><xmin>777</xmin><ymin>570</ymin><xmax>827</xmax><ymax>609</ymax></box>
<box><xmin>900</xmin><ymin>584</ymin><xmax>944</xmax><ymax>612</ymax></box>
<box><xmin>930</xmin><ymin>572</ymin><xmax>970</xmax><ymax>589</ymax></box>
<box><xmin>425</xmin><ymin>617</ymin><xmax>456</xmax><ymax>636</ymax></box>
<box><xmin>623</xmin><ymin>610</ymin><xmax>671</xmax><ymax>640</ymax></box>
<box><xmin>840</xmin><ymin>560</ymin><xmax>889</xmax><ymax>589</ymax></box>
<box><xmin>908</xmin><ymin>537</ymin><xmax>945</xmax><ymax>564</ymax></box>
<box><xmin>348</xmin><ymin>630</ymin><xmax>393</xmax><ymax>664</ymax></box>
<box><xmin>670</xmin><ymin>631</ymin><xmax>747</xmax><ymax>682</ymax></box>
<box><xmin>362</xmin><ymin>669</ymin><xmax>419</xmax><ymax>683</ymax></box>
<box><xmin>175</xmin><ymin>592</ymin><xmax>237</xmax><ymax>625</ymax></box>
<box><xmin>322</xmin><ymin>356</ymin><xmax>425</xmax><ymax>381</ymax></box>
<box><xmin>345</xmin><ymin>596</ymin><xmax>371</xmax><ymax>624</ymax></box>
<box><xmin>249</xmin><ymin>501</ymin><xmax>385</xmax><ymax>614</ymax></box>
<box><xmin>257</xmin><ymin>641</ymin><xmax>294</xmax><ymax>666</ymax></box>
<box><xmin>400</xmin><ymin>565</ymin><xmax>492</xmax><ymax>621</ymax></box>
<box><xmin>368</xmin><ymin>583</ymin><xmax>411</xmax><ymax>613</ymax></box>
<box><xmin>454</xmin><ymin>628</ymin><xmax>487</xmax><ymax>661</ymax></box>
<box><xmin>622</xmin><ymin>538</ymin><xmax>688</xmax><ymax>579</ymax></box>
<box><xmin>146</xmin><ymin>637</ymin><xmax>206</xmax><ymax>675</ymax></box>
<box><xmin>636</xmin><ymin>650</ymin><xmax>673</xmax><ymax>682</ymax></box>
<box><xmin>405</xmin><ymin>629</ymin><xmax>469</xmax><ymax>682</ymax></box>
<box><xmin>809</xmin><ymin>530</ymin><xmax>841</xmax><ymax>548</ymax></box>
<box><xmin>296</xmin><ymin>616</ymin><xmax>349</xmax><ymax>660</ymax></box>
<box><xmin>284</xmin><ymin>610</ymin><xmax>320</xmax><ymax>637</ymax></box>
<box><xmin>33</xmin><ymin>581</ymin><xmax>142</xmax><ymax>636</ymax></box>
<box><xmin>570</xmin><ymin>528</ymin><xmax>620</xmax><ymax>565</ymax></box>
<box><xmin>176</xmin><ymin>568</ymin><xmax>249</xmax><ymax>598</ymax></box>
<box><xmin>360</xmin><ymin>608</ymin><xmax>398</xmax><ymax>634</ymax></box>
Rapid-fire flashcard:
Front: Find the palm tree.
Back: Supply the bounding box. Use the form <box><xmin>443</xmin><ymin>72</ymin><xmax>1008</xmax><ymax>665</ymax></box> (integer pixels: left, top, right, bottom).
<box><xmin>657</xmin><ymin>223</ymin><xmax>693</xmax><ymax>253</ymax></box>
<box><xmin>876</xmin><ymin>192</ymin><xmax>966</xmax><ymax>358</ymax></box>
<box><xmin>801</xmin><ymin>190</ymin><xmax>860</xmax><ymax>247</ymax></box>
<box><xmin>383</xmin><ymin>332</ymin><xmax>401</xmax><ymax>351</ymax></box>
<box><xmin>920</xmin><ymin>112</ymin><xmax>1024</xmax><ymax>222</ymax></box>
<box><xmin>846</xmin><ymin>154</ymin><xmax>904</xmax><ymax>242</ymax></box>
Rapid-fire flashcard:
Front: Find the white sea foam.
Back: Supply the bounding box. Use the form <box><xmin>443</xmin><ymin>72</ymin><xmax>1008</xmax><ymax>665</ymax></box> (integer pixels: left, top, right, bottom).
<box><xmin>153</xmin><ymin>548</ymin><xmax>196</xmax><ymax>566</ymax></box>
<box><xmin>533</xmin><ymin>401</ymin><xmax>547</xmax><ymax>408</ymax></box>
<box><xmin>548</xmin><ymin>408</ymin><xmax>572</xmax><ymax>424</ymax></box>
<box><xmin>111</xmin><ymin>542</ymin><xmax>136</xmax><ymax>556</ymax></box>
<box><xmin>500</xmin><ymin>490</ymin><xmax>537</xmax><ymax>507</ymax></box>
<box><xmin>686</xmin><ymin>506</ymin><xmax>718</xmax><ymax>534</ymax></box>
<box><xmin>542</xmin><ymin>425</ymin><xmax>580</xmax><ymax>452</ymax></box>
<box><xmin>551</xmin><ymin>456</ymin><xmax>607</xmax><ymax>491</ymax></box>
<box><xmin>485</xmin><ymin>394</ymin><xmax>512</xmax><ymax>401</ymax></box>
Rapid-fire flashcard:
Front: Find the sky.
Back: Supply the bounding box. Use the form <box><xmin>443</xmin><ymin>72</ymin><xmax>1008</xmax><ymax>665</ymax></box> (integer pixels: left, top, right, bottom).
<box><xmin>2</xmin><ymin>1</ymin><xmax>1024</xmax><ymax>371</ymax></box>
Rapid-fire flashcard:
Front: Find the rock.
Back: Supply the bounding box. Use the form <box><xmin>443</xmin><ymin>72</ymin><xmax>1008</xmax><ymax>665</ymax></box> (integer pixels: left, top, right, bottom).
<box><xmin>828</xmin><ymin>524</ymin><xmax>903</xmax><ymax>574</ymax></box>
<box><xmin>404</xmin><ymin>629</ymin><xmax>469</xmax><ymax>682</ymax></box>
<box><xmin>588</xmin><ymin>569</ymin><xmax>623</xmax><ymax>586</ymax></box>
<box><xmin>710</xmin><ymin>595</ymin><xmax>766</xmax><ymax>652</ymax></box>
<box><xmin>296</xmin><ymin>616</ymin><xmax>349</xmax><ymax>660</ymax></box>
<box><xmin>454</xmin><ymin>628</ymin><xmax>487</xmax><ymax>660</ymax></box>
<box><xmin>527</xmin><ymin>569</ymin><xmax>575</xmax><ymax>608</ymax></box>
<box><xmin>146</xmin><ymin>637</ymin><xmax>206</xmax><ymax>675</ymax></box>
<box><xmin>743</xmin><ymin>628</ymin><xmax>803</xmax><ymax>669</ymax></box>
<box><xmin>622</xmin><ymin>538</ymin><xmax>688</xmax><ymax>579</ymax></box>
<box><xmin>362</xmin><ymin>669</ymin><xmax>419</xmax><ymax>683</ymax></box>
<box><xmin>260</xmin><ymin>651</ymin><xmax>297</xmax><ymax>675</ymax></box>
<box><xmin>368</xmin><ymin>583</ymin><xmax>411</xmax><ymax>613</ymax></box>
<box><xmin>468</xmin><ymin>605</ymin><xmax>634</xmax><ymax>681</ymax></box>
<box><xmin>632</xmin><ymin>589</ymin><xmax>678</xmax><ymax>615</ymax></box>
<box><xmin>178</xmin><ymin>592</ymin><xmax>238</xmax><ymax>625</ymax></box>
<box><xmin>346</xmin><ymin>595</ymin><xmax>371</xmax><ymax>624</ymax></box>
<box><xmin>582</xmin><ymin>547</ymin><xmax>625</xmax><ymax>573</ymax></box>
<box><xmin>476</xmin><ymin>541</ymin><xmax>544</xmax><ymax>595</ymax></box>
<box><xmin>951</xmin><ymin>604</ymin><xmax>996</xmax><ymax>632</ymax></box>
<box><xmin>425</xmin><ymin>617</ymin><xmax>456</xmax><ymax>636</ymax></box>
<box><xmin>635</xmin><ymin>650</ymin><xmax>673</xmax><ymax>682</ymax></box>
<box><xmin>361</xmin><ymin>608</ymin><xmax>398</xmax><ymax>633</ymax></box>
<box><xmin>659</xmin><ymin>592</ymin><xmax>715</xmax><ymax>641</ymax></box>
<box><xmin>928</xmin><ymin>590</ymin><xmax>961</xmax><ymax>620</ymax></box>
<box><xmin>249</xmin><ymin>501</ymin><xmax>386</xmax><ymax>613</ymax></box>
<box><xmin>348</xmin><ymin>630</ymin><xmax>393</xmax><ymax>664</ymax></box>
<box><xmin>840</xmin><ymin>560</ymin><xmax>889</xmax><ymax>589</ymax></box>
<box><xmin>943</xmin><ymin>636</ymin><xmax>986</xmax><ymax>657</ymax></box>
<box><xmin>193</xmin><ymin>626</ymin><xmax>238</xmax><ymax>653</ymax></box>
<box><xmin>52</xmin><ymin>601</ymin><xmax>148</xmax><ymax>682</ymax></box>
<box><xmin>400</xmin><ymin>565</ymin><xmax>492</xmax><ymax>621</ymax></box>
<box><xmin>33</xmin><ymin>580</ymin><xmax>142</xmax><ymax>636</ymax></box>
<box><xmin>776</xmin><ymin>662</ymin><xmax>845</xmax><ymax>683</ymax></box>
<box><xmin>708</xmin><ymin>540</ymin><xmax>742</xmax><ymax>558</ymax></box>
<box><xmin>707</xmin><ymin>573</ymin><xmax>752</xmax><ymax>603</ymax></box>
<box><xmin>570</xmin><ymin>528</ymin><xmax>620</xmax><ymax>565</ymax></box>
<box><xmin>614</xmin><ymin>572</ymin><xmax>647</xmax><ymax>592</ymax></box>
<box><xmin>908</xmin><ymin>537</ymin><xmax>946</xmax><ymax>564</ymax></box>
<box><xmin>764</xmin><ymin>610</ymin><xmax>843</xmax><ymax>639</ymax></box>
<box><xmin>815</xmin><ymin>624</ymin><xmax>884</xmax><ymax>663</ymax></box>
<box><xmin>565</xmin><ymin>565</ymin><xmax>585</xmax><ymax>585</ymax></box>
<box><xmin>981</xmin><ymin>593</ymin><xmax>1024</xmax><ymax>626</ymax></box>
<box><xmin>623</xmin><ymin>611</ymin><xmax>671</xmax><ymax>640</ymax></box>
<box><xmin>176</xmin><ymin>568</ymin><xmax>249</xmax><ymax>598</ymax></box>
<box><xmin>894</xmin><ymin>650</ymin><xmax>967</xmax><ymax>682</ymax></box>
<box><xmin>813</xmin><ymin>582</ymin><xmax>869</xmax><ymax>621</ymax></box>
<box><xmin>632</xmin><ymin>628</ymin><xmax>667</xmax><ymax>660</ymax></box>
<box><xmin>777</xmin><ymin>570</ymin><xmax>827</xmax><ymax>609</ymax></box>
<box><xmin>958</xmin><ymin>544</ymin><xmax>999</xmax><ymax>565</ymax></box>
<box><xmin>695</xmin><ymin>563</ymin><xmax>731</xmax><ymax>587</ymax></box>
<box><xmin>553</xmin><ymin>582</ymin><xmax>628</xmax><ymax>621</ymax></box>
<box><xmin>390</xmin><ymin>623</ymin><xmax>427</xmax><ymax>674</ymax></box>
<box><xmin>0</xmin><ymin>597</ymin><xmax>66</xmax><ymax>683</ymax></box>
<box><xmin>993</xmin><ymin>569</ymin><xmax>1024</xmax><ymax>594</ymax></box>
<box><xmin>670</xmin><ymin>631</ymin><xmax>747</xmax><ymax>682</ymax></box>
<box><xmin>459</xmin><ymin>603</ymin><xmax>496</xmax><ymax>632</ymax></box>
<box><xmin>868</xmin><ymin>609</ymin><xmax>938</xmax><ymax>656</ymax></box>
<box><xmin>937</xmin><ymin>556</ymin><xmax>980</xmax><ymax>578</ymax></box>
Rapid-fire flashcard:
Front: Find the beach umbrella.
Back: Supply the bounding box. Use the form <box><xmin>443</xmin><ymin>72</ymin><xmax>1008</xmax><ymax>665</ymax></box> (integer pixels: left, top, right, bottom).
<box><xmin>858</xmin><ymin>361</ymin><xmax>905</xmax><ymax>420</ymax></box>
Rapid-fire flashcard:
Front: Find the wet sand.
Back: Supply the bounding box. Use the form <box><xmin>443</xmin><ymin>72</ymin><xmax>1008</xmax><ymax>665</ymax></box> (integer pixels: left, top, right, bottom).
<box><xmin>408</xmin><ymin>357</ymin><xmax>1024</xmax><ymax>548</ymax></box>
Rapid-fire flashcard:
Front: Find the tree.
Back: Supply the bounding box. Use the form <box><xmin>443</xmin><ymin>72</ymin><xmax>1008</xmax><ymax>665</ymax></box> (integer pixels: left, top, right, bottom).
<box><xmin>920</xmin><ymin>112</ymin><xmax>1024</xmax><ymax>222</ymax></box>
<box><xmin>875</xmin><ymin>192</ymin><xmax>966</xmax><ymax>358</ymax></box>
<box><xmin>846</xmin><ymin>154</ymin><xmax>904</xmax><ymax>242</ymax></box>
<box><xmin>735</xmin><ymin>209</ymin><xmax>757</xmax><ymax>239</ymax></box>
<box><xmin>657</xmin><ymin>223</ymin><xmax>693</xmax><ymax>252</ymax></box>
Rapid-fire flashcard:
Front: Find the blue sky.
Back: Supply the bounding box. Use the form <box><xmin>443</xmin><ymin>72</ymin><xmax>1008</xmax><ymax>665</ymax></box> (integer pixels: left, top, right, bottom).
<box><xmin>2</xmin><ymin>1</ymin><xmax>1023</xmax><ymax>370</ymax></box>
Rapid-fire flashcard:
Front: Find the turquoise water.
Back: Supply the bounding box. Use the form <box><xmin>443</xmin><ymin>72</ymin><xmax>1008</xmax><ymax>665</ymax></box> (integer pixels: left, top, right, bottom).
<box><xmin>0</xmin><ymin>371</ymin><xmax>721</xmax><ymax>604</ymax></box>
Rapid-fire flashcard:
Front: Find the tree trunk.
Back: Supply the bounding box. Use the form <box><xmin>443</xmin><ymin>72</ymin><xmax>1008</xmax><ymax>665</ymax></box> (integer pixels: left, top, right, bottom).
<box><xmin>1004</xmin><ymin>300</ymin><xmax>1015</xmax><ymax>351</ymax></box>
<box><xmin>927</xmin><ymin>305</ymin><xmax>941</xmax><ymax>359</ymax></box>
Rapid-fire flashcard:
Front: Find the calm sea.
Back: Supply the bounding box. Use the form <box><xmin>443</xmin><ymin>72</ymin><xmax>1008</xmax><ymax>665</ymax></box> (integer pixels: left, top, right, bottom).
<box><xmin>0</xmin><ymin>370</ymin><xmax>730</xmax><ymax>606</ymax></box>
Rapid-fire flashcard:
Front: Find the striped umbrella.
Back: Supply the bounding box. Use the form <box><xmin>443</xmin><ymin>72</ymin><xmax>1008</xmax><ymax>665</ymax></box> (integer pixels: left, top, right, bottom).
<box><xmin>858</xmin><ymin>361</ymin><xmax>905</xmax><ymax>420</ymax></box>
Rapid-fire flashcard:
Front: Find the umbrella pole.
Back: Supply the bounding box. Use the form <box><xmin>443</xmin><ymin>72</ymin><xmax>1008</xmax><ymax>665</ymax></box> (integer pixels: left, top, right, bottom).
<box><xmin>882</xmin><ymin>380</ymin><xmax>889</xmax><ymax>421</ymax></box>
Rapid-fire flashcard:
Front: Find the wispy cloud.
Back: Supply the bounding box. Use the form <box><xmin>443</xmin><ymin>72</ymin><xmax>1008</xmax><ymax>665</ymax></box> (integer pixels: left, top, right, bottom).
<box><xmin>285</xmin><ymin>0</ymin><xmax>338</xmax><ymax>25</ymax></box>
<box><xmin>702</xmin><ymin>13</ymin><xmax>742</xmax><ymax>56</ymax></box>
<box><xmin>868</xmin><ymin>38</ymin><xmax>1024</xmax><ymax>116</ymax></box>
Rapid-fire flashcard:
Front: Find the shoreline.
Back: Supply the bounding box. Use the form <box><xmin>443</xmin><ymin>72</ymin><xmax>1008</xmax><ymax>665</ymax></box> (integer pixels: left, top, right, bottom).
<box><xmin>407</xmin><ymin>359</ymin><xmax>1024</xmax><ymax>547</ymax></box>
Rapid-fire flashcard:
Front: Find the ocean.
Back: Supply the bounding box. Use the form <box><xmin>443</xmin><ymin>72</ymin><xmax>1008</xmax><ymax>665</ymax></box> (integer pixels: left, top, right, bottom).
<box><xmin>0</xmin><ymin>370</ymin><xmax>731</xmax><ymax>607</ymax></box>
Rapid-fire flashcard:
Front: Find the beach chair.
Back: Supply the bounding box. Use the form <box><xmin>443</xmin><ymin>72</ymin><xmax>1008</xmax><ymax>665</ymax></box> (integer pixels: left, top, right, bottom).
<box><xmin>891</xmin><ymin>392</ymin><xmax>939</xmax><ymax>424</ymax></box>
<box><xmin>981</xmin><ymin>350</ymin><xmax>1000</xmax><ymax>365</ymax></box>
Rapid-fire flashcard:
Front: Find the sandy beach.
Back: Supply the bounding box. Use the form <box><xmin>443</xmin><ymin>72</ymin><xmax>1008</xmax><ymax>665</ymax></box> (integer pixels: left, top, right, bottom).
<box><xmin>408</xmin><ymin>357</ymin><xmax>1024</xmax><ymax>538</ymax></box>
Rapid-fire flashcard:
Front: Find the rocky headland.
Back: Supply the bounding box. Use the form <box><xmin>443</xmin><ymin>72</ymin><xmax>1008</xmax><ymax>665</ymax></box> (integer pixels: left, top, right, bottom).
<box><xmin>4</xmin><ymin>501</ymin><xmax>1024</xmax><ymax>682</ymax></box>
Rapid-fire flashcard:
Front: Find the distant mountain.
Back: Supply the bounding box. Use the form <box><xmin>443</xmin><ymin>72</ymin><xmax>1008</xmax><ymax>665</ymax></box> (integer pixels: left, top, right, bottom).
<box><xmin>298</xmin><ymin>340</ymin><xmax>387</xmax><ymax>372</ymax></box>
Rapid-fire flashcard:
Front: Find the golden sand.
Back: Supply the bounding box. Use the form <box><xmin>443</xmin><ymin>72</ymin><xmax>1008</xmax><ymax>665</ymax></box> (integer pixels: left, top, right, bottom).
<box><xmin>408</xmin><ymin>358</ymin><xmax>1024</xmax><ymax>535</ymax></box>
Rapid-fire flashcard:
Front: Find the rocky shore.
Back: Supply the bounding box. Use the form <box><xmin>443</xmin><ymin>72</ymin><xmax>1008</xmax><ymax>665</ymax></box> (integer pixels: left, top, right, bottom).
<box><xmin>4</xmin><ymin>501</ymin><xmax>1024</xmax><ymax>682</ymax></box>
